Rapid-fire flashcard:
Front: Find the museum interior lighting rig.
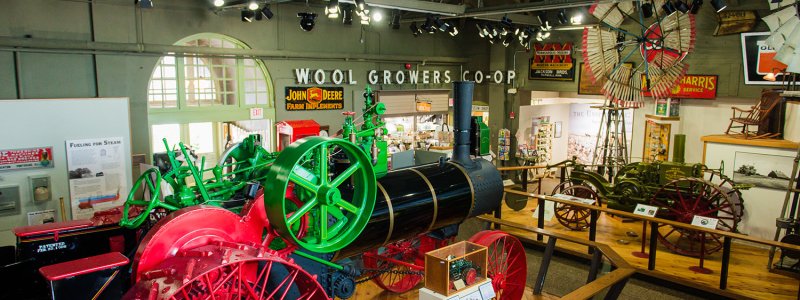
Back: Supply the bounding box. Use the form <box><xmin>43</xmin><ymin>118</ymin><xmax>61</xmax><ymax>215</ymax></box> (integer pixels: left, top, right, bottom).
<box><xmin>2</xmin><ymin>82</ymin><xmax>521</xmax><ymax>300</ymax></box>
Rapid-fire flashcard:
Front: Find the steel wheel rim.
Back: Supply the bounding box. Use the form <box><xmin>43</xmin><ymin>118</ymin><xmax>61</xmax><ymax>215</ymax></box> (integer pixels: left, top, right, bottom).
<box><xmin>469</xmin><ymin>230</ymin><xmax>527</xmax><ymax>299</ymax></box>
<box><xmin>551</xmin><ymin>182</ymin><xmax>600</xmax><ymax>231</ymax></box>
<box><xmin>121</xmin><ymin>168</ymin><xmax>163</xmax><ymax>229</ymax></box>
<box><xmin>363</xmin><ymin>238</ymin><xmax>424</xmax><ymax>293</ymax></box>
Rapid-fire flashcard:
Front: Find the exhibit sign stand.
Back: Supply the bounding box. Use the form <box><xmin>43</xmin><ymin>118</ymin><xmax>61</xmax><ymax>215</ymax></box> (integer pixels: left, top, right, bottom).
<box><xmin>632</xmin><ymin>204</ymin><xmax>658</xmax><ymax>259</ymax></box>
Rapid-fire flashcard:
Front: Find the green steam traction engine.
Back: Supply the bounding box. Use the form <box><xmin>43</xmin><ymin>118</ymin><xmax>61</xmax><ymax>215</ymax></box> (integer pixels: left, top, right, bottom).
<box><xmin>549</xmin><ymin>135</ymin><xmax>750</xmax><ymax>257</ymax></box>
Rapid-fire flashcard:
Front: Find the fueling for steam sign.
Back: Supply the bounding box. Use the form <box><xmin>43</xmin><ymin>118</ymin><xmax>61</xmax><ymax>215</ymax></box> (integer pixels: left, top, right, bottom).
<box><xmin>285</xmin><ymin>87</ymin><xmax>344</xmax><ymax>111</ymax></box>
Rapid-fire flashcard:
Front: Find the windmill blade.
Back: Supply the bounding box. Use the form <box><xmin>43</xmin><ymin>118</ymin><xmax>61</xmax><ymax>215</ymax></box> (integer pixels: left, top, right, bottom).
<box><xmin>590</xmin><ymin>1</ymin><xmax>635</xmax><ymax>28</ymax></box>
<box><xmin>582</xmin><ymin>27</ymin><xmax>619</xmax><ymax>83</ymax></box>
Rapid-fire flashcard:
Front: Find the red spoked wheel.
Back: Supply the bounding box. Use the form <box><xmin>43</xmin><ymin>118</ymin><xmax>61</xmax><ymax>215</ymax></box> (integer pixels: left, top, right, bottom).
<box><xmin>551</xmin><ymin>182</ymin><xmax>601</xmax><ymax>231</ymax></box>
<box><xmin>465</xmin><ymin>268</ymin><xmax>478</xmax><ymax>285</ymax></box>
<box><xmin>650</xmin><ymin>178</ymin><xmax>741</xmax><ymax>257</ymax></box>
<box><xmin>124</xmin><ymin>242</ymin><xmax>328</xmax><ymax>300</ymax></box>
<box><xmin>468</xmin><ymin>230</ymin><xmax>527</xmax><ymax>299</ymax></box>
<box><xmin>362</xmin><ymin>235</ymin><xmax>449</xmax><ymax>293</ymax></box>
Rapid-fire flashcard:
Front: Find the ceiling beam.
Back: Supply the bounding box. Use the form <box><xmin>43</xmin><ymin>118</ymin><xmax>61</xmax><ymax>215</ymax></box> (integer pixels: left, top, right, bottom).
<box><xmin>463</xmin><ymin>0</ymin><xmax>636</xmax><ymax>17</ymax></box>
<box><xmin>339</xmin><ymin>0</ymin><xmax>466</xmax><ymax>16</ymax></box>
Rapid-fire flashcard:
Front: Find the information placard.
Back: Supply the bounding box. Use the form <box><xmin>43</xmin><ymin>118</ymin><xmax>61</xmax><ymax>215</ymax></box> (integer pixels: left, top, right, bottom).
<box><xmin>0</xmin><ymin>146</ymin><xmax>54</xmax><ymax>171</ymax></box>
<box><xmin>633</xmin><ymin>204</ymin><xmax>659</xmax><ymax>217</ymax></box>
<box><xmin>691</xmin><ymin>215</ymin><xmax>720</xmax><ymax>230</ymax></box>
<box><xmin>66</xmin><ymin>137</ymin><xmax>128</xmax><ymax>220</ymax></box>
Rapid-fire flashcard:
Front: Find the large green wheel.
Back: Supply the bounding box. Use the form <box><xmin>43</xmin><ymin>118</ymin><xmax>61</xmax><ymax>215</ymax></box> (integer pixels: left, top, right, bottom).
<box><xmin>120</xmin><ymin>168</ymin><xmax>177</xmax><ymax>229</ymax></box>
<box><xmin>264</xmin><ymin>136</ymin><xmax>376</xmax><ymax>253</ymax></box>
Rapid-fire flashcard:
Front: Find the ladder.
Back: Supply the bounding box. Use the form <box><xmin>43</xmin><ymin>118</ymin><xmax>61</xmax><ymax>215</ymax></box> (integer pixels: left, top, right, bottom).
<box><xmin>768</xmin><ymin>144</ymin><xmax>800</xmax><ymax>270</ymax></box>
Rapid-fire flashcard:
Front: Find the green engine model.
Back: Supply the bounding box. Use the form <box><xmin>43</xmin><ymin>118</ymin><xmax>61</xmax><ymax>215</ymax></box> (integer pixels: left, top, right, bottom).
<box><xmin>121</xmin><ymin>86</ymin><xmax>388</xmax><ymax>254</ymax></box>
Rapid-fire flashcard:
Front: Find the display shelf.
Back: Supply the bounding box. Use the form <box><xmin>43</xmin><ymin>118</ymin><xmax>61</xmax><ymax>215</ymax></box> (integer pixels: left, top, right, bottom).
<box><xmin>644</xmin><ymin>114</ymin><xmax>680</xmax><ymax>121</ymax></box>
<box><xmin>701</xmin><ymin>134</ymin><xmax>799</xmax><ymax>150</ymax></box>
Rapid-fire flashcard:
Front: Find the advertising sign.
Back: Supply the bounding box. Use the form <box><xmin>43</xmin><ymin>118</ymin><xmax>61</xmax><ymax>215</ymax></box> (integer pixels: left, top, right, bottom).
<box><xmin>0</xmin><ymin>146</ymin><xmax>54</xmax><ymax>171</ymax></box>
<box><xmin>66</xmin><ymin>137</ymin><xmax>127</xmax><ymax>220</ymax></box>
<box><xmin>285</xmin><ymin>87</ymin><xmax>345</xmax><ymax>111</ymax></box>
<box><xmin>529</xmin><ymin>42</ymin><xmax>575</xmax><ymax>81</ymax></box>
<box><xmin>642</xmin><ymin>75</ymin><xmax>718</xmax><ymax>99</ymax></box>
<box><xmin>741</xmin><ymin>32</ymin><xmax>789</xmax><ymax>85</ymax></box>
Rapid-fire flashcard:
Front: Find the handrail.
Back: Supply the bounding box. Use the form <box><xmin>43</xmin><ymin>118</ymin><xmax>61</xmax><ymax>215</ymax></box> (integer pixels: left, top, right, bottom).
<box><xmin>477</xmin><ymin>216</ymin><xmax>635</xmax><ymax>299</ymax></box>
<box><xmin>505</xmin><ymin>188</ymin><xmax>800</xmax><ymax>252</ymax></box>
<box><xmin>496</xmin><ymin>165</ymin><xmax>550</xmax><ymax>171</ymax></box>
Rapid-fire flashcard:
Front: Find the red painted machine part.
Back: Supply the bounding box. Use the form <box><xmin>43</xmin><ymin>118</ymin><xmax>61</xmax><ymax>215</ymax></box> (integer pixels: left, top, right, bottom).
<box><xmin>468</xmin><ymin>230</ymin><xmax>527</xmax><ymax>300</ymax></box>
<box><xmin>13</xmin><ymin>219</ymin><xmax>93</xmax><ymax>239</ymax></box>
<box><xmin>362</xmin><ymin>235</ymin><xmax>450</xmax><ymax>293</ymax></box>
<box><xmin>39</xmin><ymin>251</ymin><xmax>129</xmax><ymax>281</ymax></box>
<box><xmin>276</xmin><ymin>120</ymin><xmax>321</xmax><ymax>151</ymax></box>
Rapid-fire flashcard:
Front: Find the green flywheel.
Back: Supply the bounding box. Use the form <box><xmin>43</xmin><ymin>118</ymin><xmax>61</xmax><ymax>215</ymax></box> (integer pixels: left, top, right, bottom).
<box><xmin>264</xmin><ymin>136</ymin><xmax>376</xmax><ymax>253</ymax></box>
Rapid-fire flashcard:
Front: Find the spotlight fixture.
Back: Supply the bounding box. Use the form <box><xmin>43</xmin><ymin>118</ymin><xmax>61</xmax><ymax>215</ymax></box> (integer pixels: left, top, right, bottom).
<box><xmin>410</xmin><ymin>22</ymin><xmax>422</xmax><ymax>37</ymax></box>
<box><xmin>711</xmin><ymin>0</ymin><xmax>726</xmax><ymax>12</ymax></box>
<box><xmin>519</xmin><ymin>26</ymin><xmax>535</xmax><ymax>47</ymax></box>
<box><xmin>570</xmin><ymin>13</ymin><xmax>583</xmax><ymax>25</ymax></box>
<box><xmin>689</xmin><ymin>0</ymin><xmax>703</xmax><ymax>14</ymax></box>
<box><xmin>675</xmin><ymin>0</ymin><xmax>690</xmax><ymax>13</ymax></box>
<box><xmin>342</xmin><ymin>5</ymin><xmax>353</xmax><ymax>25</ymax></box>
<box><xmin>557</xmin><ymin>9</ymin><xmax>569</xmax><ymax>25</ymax></box>
<box><xmin>421</xmin><ymin>15</ymin><xmax>436</xmax><ymax>34</ymax></box>
<box><xmin>538</xmin><ymin>13</ymin><xmax>552</xmax><ymax>31</ymax></box>
<box><xmin>326</xmin><ymin>0</ymin><xmax>340</xmax><ymax>19</ymax></box>
<box><xmin>259</xmin><ymin>5</ymin><xmax>273</xmax><ymax>20</ymax></box>
<box><xmin>372</xmin><ymin>10</ymin><xmax>383</xmax><ymax>22</ymax></box>
<box><xmin>391</xmin><ymin>11</ymin><xmax>401</xmax><ymax>29</ymax></box>
<box><xmin>136</xmin><ymin>0</ymin><xmax>153</xmax><ymax>8</ymax></box>
<box><xmin>247</xmin><ymin>1</ymin><xmax>258</xmax><ymax>10</ymax></box>
<box><xmin>355</xmin><ymin>8</ymin><xmax>370</xmax><ymax>25</ymax></box>
<box><xmin>476</xmin><ymin>23</ymin><xmax>488</xmax><ymax>38</ymax></box>
<box><xmin>242</xmin><ymin>9</ymin><xmax>256</xmax><ymax>22</ymax></box>
<box><xmin>487</xmin><ymin>24</ymin><xmax>498</xmax><ymax>38</ymax></box>
<box><xmin>448</xmin><ymin>25</ymin><xmax>459</xmax><ymax>37</ymax></box>
<box><xmin>213</xmin><ymin>0</ymin><xmax>224</xmax><ymax>7</ymax></box>
<box><xmin>502</xmin><ymin>34</ymin><xmax>514</xmax><ymax>47</ymax></box>
<box><xmin>641</xmin><ymin>2</ymin><xmax>654</xmax><ymax>18</ymax></box>
<box><xmin>499</xmin><ymin>15</ymin><xmax>514</xmax><ymax>36</ymax></box>
<box><xmin>536</xmin><ymin>28</ymin><xmax>550</xmax><ymax>42</ymax></box>
<box><xmin>662</xmin><ymin>1</ymin><xmax>677</xmax><ymax>14</ymax></box>
<box><xmin>298</xmin><ymin>12</ymin><xmax>317</xmax><ymax>31</ymax></box>
<box><xmin>354</xmin><ymin>0</ymin><xmax>366</xmax><ymax>11</ymax></box>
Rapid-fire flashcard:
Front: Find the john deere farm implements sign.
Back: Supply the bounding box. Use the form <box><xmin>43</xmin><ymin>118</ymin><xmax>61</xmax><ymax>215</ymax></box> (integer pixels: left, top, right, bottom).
<box><xmin>285</xmin><ymin>87</ymin><xmax>344</xmax><ymax>111</ymax></box>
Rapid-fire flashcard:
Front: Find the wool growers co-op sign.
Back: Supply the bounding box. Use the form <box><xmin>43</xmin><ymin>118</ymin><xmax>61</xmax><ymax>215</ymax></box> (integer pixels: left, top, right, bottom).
<box><xmin>294</xmin><ymin>68</ymin><xmax>517</xmax><ymax>85</ymax></box>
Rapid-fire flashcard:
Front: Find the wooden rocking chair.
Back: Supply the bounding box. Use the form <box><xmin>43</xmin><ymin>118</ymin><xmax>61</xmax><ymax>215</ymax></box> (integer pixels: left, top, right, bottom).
<box><xmin>725</xmin><ymin>89</ymin><xmax>783</xmax><ymax>139</ymax></box>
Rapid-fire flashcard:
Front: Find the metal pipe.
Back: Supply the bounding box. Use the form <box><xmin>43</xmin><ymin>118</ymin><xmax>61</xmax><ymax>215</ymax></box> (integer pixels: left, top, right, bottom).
<box><xmin>0</xmin><ymin>36</ymin><xmax>469</xmax><ymax>64</ymax></box>
<box><xmin>452</xmin><ymin>81</ymin><xmax>475</xmax><ymax>167</ymax></box>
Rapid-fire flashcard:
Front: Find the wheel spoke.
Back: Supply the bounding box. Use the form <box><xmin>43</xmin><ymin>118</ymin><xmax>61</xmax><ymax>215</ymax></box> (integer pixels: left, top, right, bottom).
<box><xmin>287</xmin><ymin>200</ymin><xmax>316</xmax><ymax>226</ymax></box>
<box><xmin>330</xmin><ymin>162</ymin><xmax>360</xmax><ymax>188</ymax></box>
<box><xmin>320</xmin><ymin>205</ymin><xmax>328</xmax><ymax>240</ymax></box>
<box><xmin>318</xmin><ymin>145</ymin><xmax>329</xmax><ymax>185</ymax></box>
<box><xmin>290</xmin><ymin>168</ymin><xmax>319</xmax><ymax>193</ymax></box>
<box><xmin>336</xmin><ymin>199</ymin><xmax>359</xmax><ymax>214</ymax></box>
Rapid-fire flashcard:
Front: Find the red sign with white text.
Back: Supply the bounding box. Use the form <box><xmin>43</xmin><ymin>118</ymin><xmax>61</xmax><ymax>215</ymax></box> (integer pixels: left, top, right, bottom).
<box><xmin>0</xmin><ymin>147</ymin><xmax>54</xmax><ymax>171</ymax></box>
<box><xmin>643</xmin><ymin>75</ymin><xmax>718</xmax><ymax>99</ymax></box>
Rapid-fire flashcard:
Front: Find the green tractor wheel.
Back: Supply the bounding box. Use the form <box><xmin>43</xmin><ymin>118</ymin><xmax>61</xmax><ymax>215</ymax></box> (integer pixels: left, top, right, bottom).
<box><xmin>218</xmin><ymin>135</ymin><xmax>273</xmax><ymax>183</ymax></box>
<box><xmin>121</xmin><ymin>168</ymin><xmax>174</xmax><ymax>229</ymax></box>
<box><xmin>264</xmin><ymin>136</ymin><xmax>376</xmax><ymax>253</ymax></box>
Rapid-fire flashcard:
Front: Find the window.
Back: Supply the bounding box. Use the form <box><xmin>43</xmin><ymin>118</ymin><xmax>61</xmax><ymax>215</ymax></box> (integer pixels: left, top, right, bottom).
<box><xmin>151</xmin><ymin>124</ymin><xmax>181</xmax><ymax>153</ymax></box>
<box><xmin>147</xmin><ymin>34</ymin><xmax>273</xmax><ymax>109</ymax></box>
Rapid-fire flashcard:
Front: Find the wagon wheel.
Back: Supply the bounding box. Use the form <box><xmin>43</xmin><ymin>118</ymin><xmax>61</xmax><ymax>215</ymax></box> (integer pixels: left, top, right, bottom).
<box><xmin>120</xmin><ymin>168</ymin><xmax>176</xmax><ymax>229</ymax></box>
<box><xmin>124</xmin><ymin>242</ymin><xmax>328</xmax><ymax>300</ymax></box>
<box><xmin>264</xmin><ymin>136</ymin><xmax>376</xmax><ymax>253</ymax></box>
<box><xmin>468</xmin><ymin>230</ymin><xmax>527</xmax><ymax>300</ymax></box>
<box><xmin>551</xmin><ymin>181</ymin><xmax>601</xmax><ymax>231</ymax></box>
<box><xmin>649</xmin><ymin>178</ymin><xmax>740</xmax><ymax>257</ymax></box>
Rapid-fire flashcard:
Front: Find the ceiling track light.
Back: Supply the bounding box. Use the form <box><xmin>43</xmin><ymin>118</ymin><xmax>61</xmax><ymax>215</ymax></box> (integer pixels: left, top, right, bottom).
<box><xmin>326</xmin><ymin>0</ymin><xmax>340</xmax><ymax>19</ymax></box>
<box><xmin>690</xmin><ymin>0</ymin><xmax>703</xmax><ymax>14</ymax></box>
<box><xmin>711</xmin><ymin>0</ymin><xmax>726</xmax><ymax>12</ymax></box>
<box><xmin>136</xmin><ymin>0</ymin><xmax>153</xmax><ymax>8</ymax></box>
<box><xmin>422</xmin><ymin>15</ymin><xmax>436</xmax><ymax>34</ymax></box>
<box><xmin>213</xmin><ymin>0</ymin><xmax>225</xmax><ymax>7</ymax></box>
<box><xmin>298</xmin><ymin>12</ymin><xmax>317</xmax><ymax>31</ymax></box>
<box><xmin>675</xmin><ymin>0</ymin><xmax>690</xmax><ymax>13</ymax></box>
<box><xmin>502</xmin><ymin>34</ymin><xmax>514</xmax><ymax>47</ymax></box>
<box><xmin>410</xmin><ymin>22</ymin><xmax>422</xmax><ymax>37</ymax></box>
<box><xmin>247</xmin><ymin>0</ymin><xmax>258</xmax><ymax>10</ymax></box>
<box><xmin>241</xmin><ymin>9</ymin><xmax>256</xmax><ymax>22</ymax></box>
<box><xmin>259</xmin><ymin>5</ymin><xmax>273</xmax><ymax>20</ymax></box>
<box><xmin>391</xmin><ymin>10</ymin><xmax>401</xmax><ymax>29</ymax></box>
<box><xmin>641</xmin><ymin>2</ymin><xmax>654</xmax><ymax>18</ymax></box>
<box><xmin>342</xmin><ymin>5</ymin><xmax>353</xmax><ymax>25</ymax></box>
<box><xmin>354</xmin><ymin>0</ymin><xmax>366</xmax><ymax>11</ymax></box>
<box><xmin>557</xmin><ymin>9</ymin><xmax>569</xmax><ymax>25</ymax></box>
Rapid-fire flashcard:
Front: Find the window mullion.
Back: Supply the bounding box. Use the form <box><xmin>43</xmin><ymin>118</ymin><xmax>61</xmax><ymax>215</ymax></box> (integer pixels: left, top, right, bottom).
<box><xmin>176</xmin><ymin>56</ymin><xmax>186</xmax><ymax>109</ymax></box>
<box><xmin>236</xmin><ymin>58</ymin><xmax>245</xmax><ymax>107</ymax></box>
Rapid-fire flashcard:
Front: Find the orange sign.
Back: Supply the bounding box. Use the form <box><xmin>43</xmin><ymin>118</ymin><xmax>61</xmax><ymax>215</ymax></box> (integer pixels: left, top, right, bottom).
<box><xmin>642</xmin><ymin>75</ymin><xmax>718</xmax><ymax>99</ymax></box>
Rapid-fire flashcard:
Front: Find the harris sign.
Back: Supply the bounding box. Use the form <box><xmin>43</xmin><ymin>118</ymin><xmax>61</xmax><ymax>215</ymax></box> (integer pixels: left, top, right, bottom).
<box><xmin>285</xmin><ymin>87</ymin><xmax>344</xmax><ymax>111</ymax></box>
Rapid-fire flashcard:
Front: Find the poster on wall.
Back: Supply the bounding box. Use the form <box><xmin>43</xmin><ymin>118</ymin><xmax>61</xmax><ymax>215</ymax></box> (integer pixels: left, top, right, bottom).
<box><xmin>733</xmin><ymin>152</ymin><xmax>795</xmax><ymax>190</ymax></box>
<box><xmin>741</xmin><ymin>32</ymin><xmax>789</xmax><ymax>85</ymax></box>
<box><xmin>285</xmin><ymin>86</ymin><xmax>344</xmax><ymax>111</ymax></box>
<box><xmin>642</xmin><ymin>75</ymin><xmax>718</xmax><ymax>99</ymax></box>
<box><xmin>529</xmin><ymin>43</ymin><xmax>575</xmax><ymax>81</ymax></box>
<box><xmin>0</xmin><ymin>146</ymin><xmax>54</xmax><ymax>171</ymax></box>
<box><xmin>568</xmin><ymin>104</ymin><xmax>633</xmax><ymax>164</ymax></box>
<box><xmin>66</xmin><ymin>137</ymin><xmax>127</xmax><ymax>220</ymax></box>
<box><xmin>642</xmin><ymin>120</ymin><xmax>671</xmax><ymax>163</ymax></box>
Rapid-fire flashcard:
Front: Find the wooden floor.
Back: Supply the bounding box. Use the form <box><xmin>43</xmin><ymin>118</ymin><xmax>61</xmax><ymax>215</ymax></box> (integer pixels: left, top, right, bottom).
<box><xmin>497</xmin><ymin>198</ymin><xmax>800</xmax><ymax>300</ymax></box>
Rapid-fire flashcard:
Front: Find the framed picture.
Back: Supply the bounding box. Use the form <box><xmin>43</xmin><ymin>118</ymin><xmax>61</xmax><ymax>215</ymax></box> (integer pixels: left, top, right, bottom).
<box><xmin>733</xmin><ymin>151</ymin><xmax>795</xmax><ymax>190</ymax></box>
<box><xmin>740</xmin><ymin>32</ymin><xmax>789</xmax><ymax>85</ymax></box>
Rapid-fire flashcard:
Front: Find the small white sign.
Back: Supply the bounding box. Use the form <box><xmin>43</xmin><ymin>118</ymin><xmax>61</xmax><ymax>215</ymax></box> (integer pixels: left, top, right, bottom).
<box><xmin>478</xmin><ymin>282</ymin><xmax>496</xmax><ymax>299</ymax></box>
<box><xmin>691</xmin><ymin>215</ymin><xmax>720</xmax><ymax>230</ymax></box>
<box><xmin>249</xmin><ymin>107</ymin><xmax>264</xmax><ymax>120</ymax></box>
<box><xmin>532</xmin><ymin>200</ymin><xmax>555</xmax><ymax>222</ymax></box>
<box><xmin>552</xmin><ymin>193</ymin><xmax>596</xmax><ymax>205</ymax></box>
<box><xmin>502</xmin><ymin>179</ymin><xmax>515</xmax><ymax>187</ymax></box>
<box><xmin>453</xmin><ymin>279</ymin><xmax>466</xmax><ymax>290</ymax></box>
<box><xmin>460</xmin><ymin>290</ymin><xmax>482</xmax><ymax>300</ymax></box>
<box><xmin>633</xmin><ymin>204</ymin><xmax>659</xmax><ymax>217</ymax></box>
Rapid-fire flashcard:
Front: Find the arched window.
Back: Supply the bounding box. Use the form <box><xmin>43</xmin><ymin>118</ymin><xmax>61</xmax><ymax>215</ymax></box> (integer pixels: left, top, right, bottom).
<box><xmin>147</xmin><ymin>33</ymin><xmax>275</xmax><ymax>159</ymax></box>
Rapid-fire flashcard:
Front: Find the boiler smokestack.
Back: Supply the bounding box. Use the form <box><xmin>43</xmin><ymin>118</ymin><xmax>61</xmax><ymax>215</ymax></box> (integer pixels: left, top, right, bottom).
<box><xmin>453</xmin><ymin>81</ymin><xmax>475</xmax><ymax>167</ymax></box>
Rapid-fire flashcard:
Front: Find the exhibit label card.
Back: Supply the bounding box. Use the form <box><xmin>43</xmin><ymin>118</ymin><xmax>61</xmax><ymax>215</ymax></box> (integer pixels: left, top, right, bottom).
<box><xmin>532</xmin><ymin>200</ymin><xmax>555</xmax><ymax>222</ymax></box>
<box><xmin>66</xmin><ymin>137</ymin><xmax>128</xmax><ymax>220</ymax></box>
<box><xmin>691</xmin><ymin>215</ymin><xmax>720</xmax><ymax>230</ymax></box>
<box><xmin>552</xmin><ymin>193</ymin><xmax>596</xmax><ymax>205</ymax></box>
<box><xmin>633</xmin><ymin>204</ymin><xmax>659</xmax><ymax>217</ymax></box>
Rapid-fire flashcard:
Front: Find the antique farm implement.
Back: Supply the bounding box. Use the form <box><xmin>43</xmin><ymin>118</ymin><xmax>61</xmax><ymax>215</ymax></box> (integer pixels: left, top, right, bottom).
<box><xmin>549</xmin><ymin>136</ymin><xmax>749</xmax><ymax>257</ymax></box>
